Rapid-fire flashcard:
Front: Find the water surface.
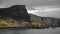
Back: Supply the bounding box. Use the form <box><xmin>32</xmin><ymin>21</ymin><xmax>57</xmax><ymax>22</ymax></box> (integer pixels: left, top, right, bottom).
<box><xmin>0</xmin><ymin>28</ymin><xmax>60</xmax><ymax>34</ymax></box>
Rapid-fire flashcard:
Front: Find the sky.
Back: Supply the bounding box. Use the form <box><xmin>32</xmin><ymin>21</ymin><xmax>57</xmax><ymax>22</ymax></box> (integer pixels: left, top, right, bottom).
<box><xmin>0</xmin><ymin>0</ymin><xmax>60</xmax><ymax>18</ymax></box>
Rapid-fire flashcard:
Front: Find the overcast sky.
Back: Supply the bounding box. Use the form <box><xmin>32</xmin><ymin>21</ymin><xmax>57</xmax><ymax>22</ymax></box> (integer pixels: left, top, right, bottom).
<box><xmin>0</xmin><ymin>0</ymin><xmax>60</xmax><ymax>18</ymax></box>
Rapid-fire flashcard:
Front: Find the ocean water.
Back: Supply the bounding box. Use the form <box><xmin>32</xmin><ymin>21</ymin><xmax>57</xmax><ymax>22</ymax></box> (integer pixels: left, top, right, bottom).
<box><xmin>0</xmin><ymin>28</ymin><xmax>60</xmax><ymax>34</ymax></box>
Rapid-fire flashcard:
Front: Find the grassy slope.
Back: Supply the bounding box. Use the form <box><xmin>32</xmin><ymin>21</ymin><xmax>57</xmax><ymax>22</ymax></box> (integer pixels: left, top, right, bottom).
<box><xmin>0</xmin><ymin>15</ymin><xmax>46</xmax><ymax>28</ymax></box>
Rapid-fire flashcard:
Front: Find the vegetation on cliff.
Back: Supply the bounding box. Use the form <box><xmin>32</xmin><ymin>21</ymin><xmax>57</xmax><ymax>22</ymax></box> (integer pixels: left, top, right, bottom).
<box><xmin>0</xmin><ymin>16</ymin><xmax>46</xmax><ymax>29</ymax></box>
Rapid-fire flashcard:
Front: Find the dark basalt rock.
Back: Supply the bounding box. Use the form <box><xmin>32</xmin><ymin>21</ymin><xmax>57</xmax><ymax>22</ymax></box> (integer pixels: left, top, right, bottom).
<box><xmin>0</xmin><ymin>5</ymin><xmax>31</xmax><ymax>22</ymax></box>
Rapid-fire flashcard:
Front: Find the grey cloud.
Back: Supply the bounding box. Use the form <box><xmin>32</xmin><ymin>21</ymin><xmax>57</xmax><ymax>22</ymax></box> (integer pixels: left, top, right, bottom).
<box><xmin>28</xmin><ymin>6</ymin><xmax>60</xmax><ymax>18</ymax></box>
<box><xmin>0</xmin><ymin>0</ymin><xmax>5</xmax><ymax>4</ymax></box>
<box><xmin>35</xmin><ymin>8</ymin><xmax>60</xmax><ymax>18</ymax></box>
<box><xmin>0</xmin><ymin>0</ymin><xmax>60</xmax><ymax>9</ymax></box>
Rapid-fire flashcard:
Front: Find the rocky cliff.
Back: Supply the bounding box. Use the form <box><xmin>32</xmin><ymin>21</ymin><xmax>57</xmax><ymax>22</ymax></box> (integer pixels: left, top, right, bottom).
<box><xmin>30</xmin><ymin>14</ymin><xmax>60</xmax><ymax>27</ymax></box>
<box><xmin>0</xmin><ymin>5</ymin><xmax>31</xmax><ymax>22</ymax></box>
<box><xmin>0</xmin><ymin>5</ymin><xmax>46</xmax><ymax>28</ymax></box>
<box><xmin>41</xmin><ymin>17</ymin><xmax>60</xmax><ymax>27</ymax></box>
<box><xmin>0</xmin><ymin>5</ymin><xmax>59</xmax><ymax>29</ymax></box>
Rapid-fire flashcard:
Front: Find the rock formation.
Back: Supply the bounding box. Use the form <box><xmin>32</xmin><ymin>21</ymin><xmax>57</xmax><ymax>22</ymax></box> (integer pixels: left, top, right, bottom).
<box><xmin>0</xmin><ymin>5</ymin><xmax>31</xmax><ymax>22</ymax></box>
<box><xmin>29</xmin><ymin>14</ymin><xmax>60</xmax><ymax>27</ymax></box>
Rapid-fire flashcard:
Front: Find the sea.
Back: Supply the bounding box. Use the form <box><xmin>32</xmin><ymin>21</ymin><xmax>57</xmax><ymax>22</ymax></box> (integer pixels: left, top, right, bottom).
<box><xmin>0</xmin><ymin>27</ymin><xmax>60</xmax><ymax>34</ymax></box>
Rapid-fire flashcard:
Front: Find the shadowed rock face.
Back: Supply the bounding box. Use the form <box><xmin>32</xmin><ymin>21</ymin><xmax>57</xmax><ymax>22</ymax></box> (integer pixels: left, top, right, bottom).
<box><xmin>0</xmin><ymin>5</ymin><xmax>31</xmax><ymax>22</ymax></box>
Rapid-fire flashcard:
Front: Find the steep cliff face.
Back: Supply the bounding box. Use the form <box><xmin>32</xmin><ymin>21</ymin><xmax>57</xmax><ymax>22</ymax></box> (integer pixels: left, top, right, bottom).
<box><xmin>29</xmin><ymin>14</ymin><xmax>42</xmax><ymax>23</ymax></box>
<box><xmin>0</xmin><ymin>5</ymin><xmax>31</xmax><ymax>22</ymax></box>
<box><xmin>29</xmin><ymin>14</ymin><xmax>60</xmax><ymax>27</ymax></box>
<box><xmin>41</xmin><ymin>17</ymin><xmax>60</xmax><ymax>27</ymax></box>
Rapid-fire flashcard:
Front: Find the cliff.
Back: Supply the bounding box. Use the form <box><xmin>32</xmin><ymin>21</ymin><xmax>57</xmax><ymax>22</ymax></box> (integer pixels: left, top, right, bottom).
<box><xmin>41</xmin><ymin>17</ymin><xmax>60</xmax><ymax>27</ymax></box>
<box><xmin>30</xmin><ymin>14</ymin><xmax>60</xmax><ymax>27</ymax></box>
<box><xmin>29</xmin><ymin>14</ymin><xmax>42</xmax><ymax>23</ymax></box>
<box><xmin>0</xmin><ymin>5</ymin><xmax>45</xmax><ymax>29</ymax></box>
<box><xmin>0</xmin><ymin>5</ymin><xmax>59</xmax><ymax>29</ymax></box>
<box><xmin>0</xmin><ymin>5</ymin><xmax>31</xmax><ymax>22</ymax></box>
